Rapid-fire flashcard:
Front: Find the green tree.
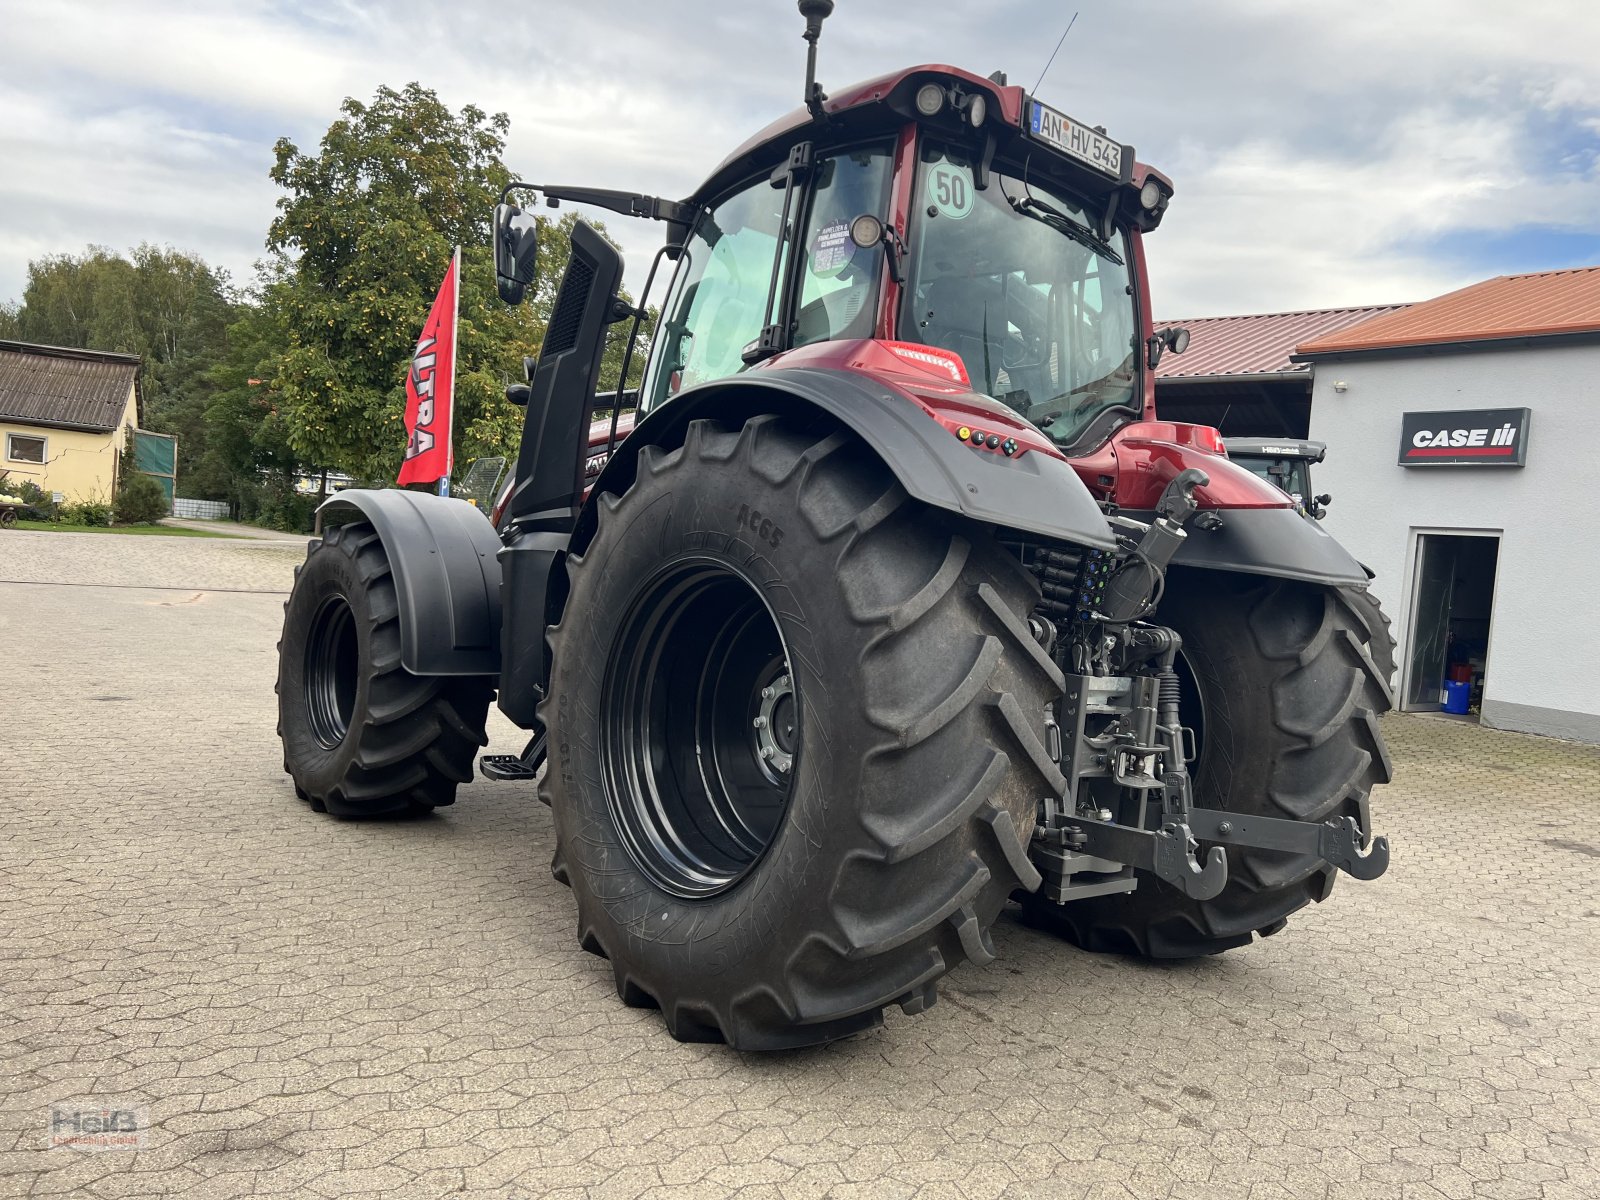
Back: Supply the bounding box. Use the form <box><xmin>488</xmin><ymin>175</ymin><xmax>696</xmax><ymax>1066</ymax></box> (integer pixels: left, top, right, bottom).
<box><xmin>7</xmin><ymin>244</ymin><xmax>242</xmax><ymax>491</ymax></box>
<box><xmin>264</xmin><ymin>83</ymin><xmax>654</xmax><ymax>484</ymax></box>
<box><xmin>265</xmin><ymin>83</ymin><xmax>536</xmax><ymax>481</ymax></box>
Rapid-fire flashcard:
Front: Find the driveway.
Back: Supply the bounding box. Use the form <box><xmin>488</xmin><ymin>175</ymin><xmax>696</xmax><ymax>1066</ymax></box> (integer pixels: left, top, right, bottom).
<box><xmin>2</xmin><ymin>528</ymin><xmax>1596</xmax><ymax>1199</ymax></box>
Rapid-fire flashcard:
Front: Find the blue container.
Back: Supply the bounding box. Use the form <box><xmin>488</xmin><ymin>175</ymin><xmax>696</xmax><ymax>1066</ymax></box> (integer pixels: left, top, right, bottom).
<box><xmin>1443</xmin><ymin>679</ymin><xmax>1471</xmax><ymax>714</ymax></box>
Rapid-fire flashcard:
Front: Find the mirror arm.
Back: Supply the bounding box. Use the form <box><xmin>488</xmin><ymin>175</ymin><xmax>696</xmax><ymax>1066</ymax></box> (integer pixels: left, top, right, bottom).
<box><xmin>500</xmin><ymin>180</ymin><xmax>696</xmax><ymax>226</ymax></box>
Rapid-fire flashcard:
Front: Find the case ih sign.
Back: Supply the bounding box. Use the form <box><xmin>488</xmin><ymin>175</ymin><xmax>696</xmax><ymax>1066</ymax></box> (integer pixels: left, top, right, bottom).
<box><xmin>1399</xmin><ymin>407</ymin><xmax>1531</xmax><ymax>467</ymax></box>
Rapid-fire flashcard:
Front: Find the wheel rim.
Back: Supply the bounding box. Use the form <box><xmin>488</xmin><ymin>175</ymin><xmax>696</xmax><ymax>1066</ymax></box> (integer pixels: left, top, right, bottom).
<box><xmin>600</xmin><ymin>558</ymin><xmax>797</xmax><ymax>899</ymax></box>
<box><xmin>304</xmin><ymin>595</ymin><xmax>359</xmax><ymax>749</ymax></box>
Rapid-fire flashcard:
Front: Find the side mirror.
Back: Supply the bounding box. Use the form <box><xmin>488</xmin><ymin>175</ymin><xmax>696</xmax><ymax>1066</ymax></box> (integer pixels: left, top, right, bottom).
<box><xmin>493</xmin><ymin>203</ymin><xmax>541</xmax><ymax>305</ymax></box>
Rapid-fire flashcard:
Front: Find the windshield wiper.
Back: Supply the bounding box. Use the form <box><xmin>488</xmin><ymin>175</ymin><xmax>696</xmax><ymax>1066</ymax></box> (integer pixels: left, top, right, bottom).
<box><xmin>1006</xmin><ymin>194</ymin><xmax>1124</xmax><ymax>265</ymax></box>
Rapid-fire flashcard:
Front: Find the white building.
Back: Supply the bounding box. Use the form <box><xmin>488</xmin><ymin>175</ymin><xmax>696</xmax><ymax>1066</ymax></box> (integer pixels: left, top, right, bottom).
<box><xmin>1296</xmin><ymin>267</ymin><xmax>1600</xmax><ymax>744</ymax></box>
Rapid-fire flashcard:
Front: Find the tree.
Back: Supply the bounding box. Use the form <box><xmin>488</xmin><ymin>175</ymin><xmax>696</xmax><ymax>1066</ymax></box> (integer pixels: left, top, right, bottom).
<box><xmin>265</xmin><ymin>83</ymin><xmax>536</xmax><ymax>481</ymax></box>
<box><xmin>263</xmin><ymin>82</ymin><xmax>654</xmax><ymax>484</ymax></box>
<box><xmin>6</xmin><ymin>244</ymin><xmax>242</xmax><ymax>491</ymax></box>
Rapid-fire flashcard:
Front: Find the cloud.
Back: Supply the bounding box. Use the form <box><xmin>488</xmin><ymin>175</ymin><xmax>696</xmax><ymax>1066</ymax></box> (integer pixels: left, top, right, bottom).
<box><xmin>0</xmin><ymin>0</ymin><xmax>1596</xmax><ymax>321</ymax></box>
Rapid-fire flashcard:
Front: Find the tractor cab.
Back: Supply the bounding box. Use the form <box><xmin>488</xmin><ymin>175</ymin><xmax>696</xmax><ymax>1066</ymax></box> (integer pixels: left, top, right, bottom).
<box><xmin>635</xmin><ymin>63</ymin><xmax>1173</xmax><ymax>463</ymax></box>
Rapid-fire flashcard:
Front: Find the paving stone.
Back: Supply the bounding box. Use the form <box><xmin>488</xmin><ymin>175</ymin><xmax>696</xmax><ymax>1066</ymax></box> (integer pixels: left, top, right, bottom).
<box><xmin>1</xmin><ymin>530</ymin><xmax>1596</xmax><ymax>1199</ymax></box>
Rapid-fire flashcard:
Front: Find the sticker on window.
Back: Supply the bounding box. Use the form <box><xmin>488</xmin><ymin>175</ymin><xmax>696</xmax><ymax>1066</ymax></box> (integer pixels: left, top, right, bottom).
<box><xmin>927</xmin><ymin>164</ymin><xmax>974</xmax><ymax>219</ymax></box>
<box><xmin>809</xmin><ymin>218</ymin><xmax>856</xmax><ymax>278</ymax></box>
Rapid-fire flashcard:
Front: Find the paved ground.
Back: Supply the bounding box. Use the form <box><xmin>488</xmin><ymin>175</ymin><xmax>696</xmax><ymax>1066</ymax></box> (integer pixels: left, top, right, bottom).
<box><xmin>160</xmin><ymin>519</ymin><xmax>302</xmax><ymax>541</ymax></box>
<box><xmin>2</xmin><ymin>527</ymin><xmax>1597</xmax><ymax>1200</ymax></box>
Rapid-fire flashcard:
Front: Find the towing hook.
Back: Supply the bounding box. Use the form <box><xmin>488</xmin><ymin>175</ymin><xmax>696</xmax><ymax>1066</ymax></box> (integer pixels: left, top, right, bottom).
<box><xmin>1153</xmin><ymin>823</ymin><xmax>1229</xmax><ymax>901</ymax></box>
<box><xmin>1321</xmin><ymin>816</ymin><xmax>1391</xmax><ymax>881</ymax></box>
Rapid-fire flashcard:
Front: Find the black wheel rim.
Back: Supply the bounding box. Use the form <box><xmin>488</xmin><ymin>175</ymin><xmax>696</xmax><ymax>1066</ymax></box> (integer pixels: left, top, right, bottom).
<box><xmin>304</xmin><ymin>595</ymin><xmax>360</xmax><ymax>749</ymax></box>
<box><xmin>600</xmin><ymin>558</ymin><xmax>797</xmax><ymax>899</ymax></box>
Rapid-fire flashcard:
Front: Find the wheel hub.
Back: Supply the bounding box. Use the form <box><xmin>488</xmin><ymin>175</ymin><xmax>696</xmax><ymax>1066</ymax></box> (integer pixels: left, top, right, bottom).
<box><xmin>753</xmin><ymin>672</ymin><xmax>796</xmax><ymax>777</ymax></box>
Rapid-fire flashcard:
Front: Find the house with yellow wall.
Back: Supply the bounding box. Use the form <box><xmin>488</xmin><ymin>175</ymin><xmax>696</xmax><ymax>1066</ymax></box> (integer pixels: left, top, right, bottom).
<box><xmin>0</xmin><ymin>341</ymin><xmax>141</xmax><ymax>503</ymax></box>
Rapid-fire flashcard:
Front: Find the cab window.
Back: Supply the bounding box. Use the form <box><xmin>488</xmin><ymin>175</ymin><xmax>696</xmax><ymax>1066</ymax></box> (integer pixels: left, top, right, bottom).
<box><xmin>642</xmin><ymin>177</ymin><xmax>786</xmax><ymax>412</ymax></box>
<box><xmin>792</xmin><ymin>143</ymin><xmax>893</xmax><ymax>348</ymax></box>
<box><xmin>642</xmin><ymin>143</ymin><xmax>895</xmax><ymax>413</ymax></box>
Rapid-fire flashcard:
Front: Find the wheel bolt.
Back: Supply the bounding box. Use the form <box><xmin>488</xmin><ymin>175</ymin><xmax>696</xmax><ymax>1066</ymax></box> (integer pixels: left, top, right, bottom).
<box><xmin>761</xmin><ymin>687</ymin><xmax>774</xmax><ymax>699</ymax></box>
<box><xmin>760</xmin><ymin>746</ymin><xmax>774</xmax><ymax>759</ymax></box>
<box><xmin>753</xmin><ymin>716</ymin><xmax>768</xmax><ymax>729</ymax></box>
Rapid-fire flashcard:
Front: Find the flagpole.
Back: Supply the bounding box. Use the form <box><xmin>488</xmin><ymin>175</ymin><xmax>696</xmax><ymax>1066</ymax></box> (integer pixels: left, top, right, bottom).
<box><xmin>438</xmin><ymin>246</ymin><xmax>460</xmax><ymax>499</ymax></box>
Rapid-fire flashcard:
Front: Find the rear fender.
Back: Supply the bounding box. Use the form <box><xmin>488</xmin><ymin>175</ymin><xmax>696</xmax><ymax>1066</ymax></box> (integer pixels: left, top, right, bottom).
<box><xmin>576</xmin><ymin>366</ymin><xmax>1118</xmax><ymax>559</ymax></box>
<box><xmin>317</xmin><ymin>491</ymin><xmax>502</xmax><ymax>676</ymax></box>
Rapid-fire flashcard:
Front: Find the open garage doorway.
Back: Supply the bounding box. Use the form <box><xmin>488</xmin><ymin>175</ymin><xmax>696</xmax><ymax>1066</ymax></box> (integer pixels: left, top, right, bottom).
<box><xmin>1404</xmin><ymin>532</ymin><xmax>1500</xmax><ymax>715</ymax></box>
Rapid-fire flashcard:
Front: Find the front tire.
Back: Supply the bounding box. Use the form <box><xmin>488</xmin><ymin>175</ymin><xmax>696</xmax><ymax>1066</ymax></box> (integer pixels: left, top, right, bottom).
<box><xmin>1024</xmin><ymin>569</ymin><xmax>1392</xmax><ymax>958</ymax></box>
<box><xmin>277</xmin><ymin>521</ymin><xmax>493</xmax><ymax>817</ymax></box>
<box><xmin>543</xmin><ymin>416</ymin><xmax>1064</xmax><ymax>1049</ymax></box>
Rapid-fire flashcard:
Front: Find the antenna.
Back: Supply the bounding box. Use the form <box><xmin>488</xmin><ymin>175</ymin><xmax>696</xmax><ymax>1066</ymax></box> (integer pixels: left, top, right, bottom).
<box><xmin>798</xmin><ymin>0</ymin><xmax>834</xmax><ymax>119</ymax></box>
<box><xmin>1031</xmin><ymin>10</ymin><xmax>1078</xmax><ymax>97</ymax></box>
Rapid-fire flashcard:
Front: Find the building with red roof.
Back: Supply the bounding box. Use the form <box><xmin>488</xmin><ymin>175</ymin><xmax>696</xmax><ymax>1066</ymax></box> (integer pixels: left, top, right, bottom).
<box><xmin>1290</xmin><ymin>266</ymin><xmax>1600</xmax><ymax>742</ymax></box>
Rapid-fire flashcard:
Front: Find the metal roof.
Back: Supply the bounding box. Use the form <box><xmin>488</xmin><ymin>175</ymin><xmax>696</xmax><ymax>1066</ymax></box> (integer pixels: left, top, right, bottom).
<box><xmin>1154</xmin><ymin>305</ymin><xmax>1410</xmax><ymax>380</ymax></box>
<box><xmin>1295</xmin><ymin>265</ymin><xmax>1600</xmax><ymax>356</ymax></box>
<box><xmin>0</xmin><ymin>341</ymin><xmax>140</xmax><ymax>433</ymax></box>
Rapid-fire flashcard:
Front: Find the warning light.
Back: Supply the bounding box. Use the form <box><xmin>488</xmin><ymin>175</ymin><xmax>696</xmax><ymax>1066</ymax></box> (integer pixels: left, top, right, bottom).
<box><xmin>957</xmin><ymin>426</ymin><xmax>971</xmax><ymax>441</ymax></box>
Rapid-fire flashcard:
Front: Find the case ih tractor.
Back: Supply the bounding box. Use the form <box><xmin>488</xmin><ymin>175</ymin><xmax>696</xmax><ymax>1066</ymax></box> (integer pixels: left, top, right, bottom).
<box><xmin>277</xmin><ymin>3</ymin><xmax>1392</xmax><ymax>1050</ymax></box>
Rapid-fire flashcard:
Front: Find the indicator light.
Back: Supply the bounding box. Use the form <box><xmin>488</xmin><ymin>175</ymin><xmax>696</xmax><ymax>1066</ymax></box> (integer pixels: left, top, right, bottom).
<box><xmin>970</xmin><ymin>429</ymin><xmax>985</xmax><ymax>444</ymax></box>
<box><xmin>985</xmin><ymin>434</ymin><xmax>1000</xmax><ymax>449</ymax></box>
<box><xmin>957</xmin><ymin>426</ymin><xmax>971</xmax><ymax>441</ymax></box>
<box><xmin>1002</xmin><ymin>438</ymin><xmax>1017</xmax><ymax>456</ymax></box>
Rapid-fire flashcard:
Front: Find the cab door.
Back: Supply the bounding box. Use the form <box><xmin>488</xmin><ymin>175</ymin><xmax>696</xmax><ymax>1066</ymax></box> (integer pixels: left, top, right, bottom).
<box><xmin>640</xmin><ymin>143</ymin><xmax>894</xmax><ymax>414</ymax></box>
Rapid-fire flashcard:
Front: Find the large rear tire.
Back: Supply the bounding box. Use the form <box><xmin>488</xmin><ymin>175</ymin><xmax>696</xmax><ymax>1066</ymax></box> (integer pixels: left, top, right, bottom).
<box><xmin>277</xmin><ymin>522</ymin><xmax>493</xmax><ymax>817</ymax></box>
<box><xmin>1022</xmin><ymin>568</ymin><xmax>1392</xmax><ymax>958</ymax></box>
<box><xmin>543</xmin><ymin>416</ymin><xmax>1064</xmax><ymax>1049</ymax></box>
<box><xmin>1340</xmin><ymin>584</ymin><xmax>1397</xmax><ymax>704</ymax></box>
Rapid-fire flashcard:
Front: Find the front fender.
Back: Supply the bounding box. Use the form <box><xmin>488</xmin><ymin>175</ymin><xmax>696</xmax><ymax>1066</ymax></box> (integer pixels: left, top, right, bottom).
<box><xmin>1123</xmin><ymin>505</ymin><xmax>1370</xmax><ymax>588</ymax></box>
<box><xmin>581</xmin><ymin>368</ymin><xmax>1117</xmax><ymax>554</ymax></box>
<box><xmin>318</xmin><ymin>490</ymin><xmax>502</xmax><ymax>676</ymax></box>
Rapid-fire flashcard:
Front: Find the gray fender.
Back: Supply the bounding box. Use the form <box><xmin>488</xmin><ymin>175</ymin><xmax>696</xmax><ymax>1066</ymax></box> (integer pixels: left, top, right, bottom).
<box><xmin>1136</xmin><ymin>505</ymin><xmax>1370</xmax><ymax>588</ymax></box>
<box><xmin>317</xmin><ymin>490</ymin><xmax>502</xmax><ymax>676</ymax></box>
<box><xmin>580</xmin><ymin>367</ymin><xmax>1118</xmax><ymax>553</ymax></box>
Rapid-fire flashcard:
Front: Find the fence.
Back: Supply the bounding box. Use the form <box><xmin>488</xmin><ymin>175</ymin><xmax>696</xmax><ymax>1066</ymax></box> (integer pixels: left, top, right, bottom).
<box><xmin>131</xmin><ymin>429</ymin><xmax>177</xmax><ymax>511</ymax></box>
<box><xmin>172</xmin><ymin>497</ymin><xmax>229</xmax><ymax>520</ymax></box>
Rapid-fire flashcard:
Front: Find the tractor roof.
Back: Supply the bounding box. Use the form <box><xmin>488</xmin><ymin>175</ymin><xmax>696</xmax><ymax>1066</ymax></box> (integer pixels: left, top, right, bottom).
<box><xmin>686</xmin><ymin>63</ymin><xmax>1170</xmax><ymax>221</ymax></box>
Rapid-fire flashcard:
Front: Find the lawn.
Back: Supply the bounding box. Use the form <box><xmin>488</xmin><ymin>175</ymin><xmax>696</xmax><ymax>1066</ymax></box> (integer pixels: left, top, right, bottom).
<box><xmin>11</xmin><ymin>519</ymin><xmax>244</xmax><ymax>539</ymax></box>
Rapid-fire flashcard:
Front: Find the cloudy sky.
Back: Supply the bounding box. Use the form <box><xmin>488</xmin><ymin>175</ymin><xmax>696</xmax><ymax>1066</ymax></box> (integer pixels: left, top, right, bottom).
<box><xmin>2</xmin><ymin>0</ymin><xmax>1597</xmax><ymax>318</ymax></box>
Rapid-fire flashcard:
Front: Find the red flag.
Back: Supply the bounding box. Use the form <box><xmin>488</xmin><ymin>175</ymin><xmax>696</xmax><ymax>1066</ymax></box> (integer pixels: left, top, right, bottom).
<box><xmin>398</xmin><ymin>249</ymin><xmax>459</xmax><ymax>486</ymax></box>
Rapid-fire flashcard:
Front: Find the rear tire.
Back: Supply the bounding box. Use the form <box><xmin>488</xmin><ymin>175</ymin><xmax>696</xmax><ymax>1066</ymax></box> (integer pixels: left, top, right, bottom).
<box><xmin>1022</xmin><ymin>569</ymin><xmax>1392</xmax><ymax>958</ymax></box>
<box><xmin>1340</xmin><ymin>584</ymin><xmax>1396</xmax><ymax>706</ymax></box>
<box><xmin>277</xmin><ymin>521</ymin><xmax>493</xmax><ymax>817</ymax></box>
<box><xmin>543</xmin><ymin>416</ymin><xmax>1064</xmax><ymax>1049</ymax></box>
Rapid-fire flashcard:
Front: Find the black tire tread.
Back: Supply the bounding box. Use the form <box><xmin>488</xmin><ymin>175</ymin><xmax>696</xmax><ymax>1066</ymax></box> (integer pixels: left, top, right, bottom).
<box><xmin>546</xmin><ymin>416</ymin><xmax>1063</xmax><ymax>1048</ymax></box>
<box><xmin>1026</xmin><ymin>574</ymin><xmax>1392</xmax><ymax>958</ymax></box>
<box><xmin>277</xmin><ymin>521</ymin><xmax>492</xmax><ymax>818</ymax></box>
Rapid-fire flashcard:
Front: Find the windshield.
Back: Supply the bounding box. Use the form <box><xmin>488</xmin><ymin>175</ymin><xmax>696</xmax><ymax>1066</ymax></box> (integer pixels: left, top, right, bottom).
<box><xmin>903</xmin><ymin>141</ymin><xmax>1140</xmax><ymax>448</ymax></box>
<box><xmin>1236</xmin><ymin>456</ymin><xmax>1312</xmax><ymax>506</ymax></box>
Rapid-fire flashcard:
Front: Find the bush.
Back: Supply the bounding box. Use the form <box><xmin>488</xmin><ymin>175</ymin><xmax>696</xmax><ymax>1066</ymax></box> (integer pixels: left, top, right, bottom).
<box><xmin>115</xmin><ymin>472</ymin><xmax>171</xmax><ymax>525</ymax></box>
<box><xmin>64</xmin><ymin>500</ymin><xmax>113</xmax><ymax>526</ymax></box>
<box><xmin>0</xmin><ymin>474</ymin><xmax>59</xmax><ymax>521</ymax></box>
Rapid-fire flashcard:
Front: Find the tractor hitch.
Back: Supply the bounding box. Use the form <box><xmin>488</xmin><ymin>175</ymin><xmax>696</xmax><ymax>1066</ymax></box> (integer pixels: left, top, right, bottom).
<box><xmin>1065</xmin><ymin>814</ymin><xmax>1229</xmax><ymax>901</ymax></box>
<box><xmin>1186</xmin><ymin>808</ymin><xmax>1390</xmax><ymax>881</ymax></box>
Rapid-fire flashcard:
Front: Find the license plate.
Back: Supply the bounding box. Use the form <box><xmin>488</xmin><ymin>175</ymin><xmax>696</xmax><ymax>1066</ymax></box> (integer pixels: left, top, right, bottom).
<box><xmin>1027</xmin><ymin>100</ymin><xmax>1123</xmax><ymax>178</ymax></box>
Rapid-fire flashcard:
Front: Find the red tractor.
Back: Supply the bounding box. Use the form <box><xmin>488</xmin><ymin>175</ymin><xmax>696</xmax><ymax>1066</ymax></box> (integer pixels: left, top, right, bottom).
<box><xmin>277</xmin><ymin>3</ymin><xmax>1392</xmax><ymax>1050</ymax></box>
